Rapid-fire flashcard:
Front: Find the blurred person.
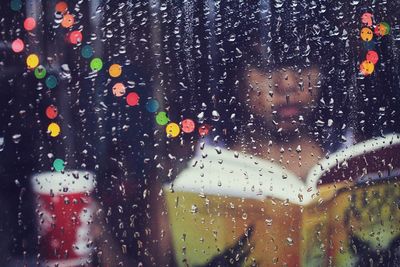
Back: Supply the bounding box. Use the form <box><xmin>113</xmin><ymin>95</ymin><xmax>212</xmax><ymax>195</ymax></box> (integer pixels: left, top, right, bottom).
<box><xmin>163</xmin><ymin>1</ymin><xmax>340</xmax><ymax>265</ymax></box>
<box><xmin>162</xmin><ymin>0</ymin><xmax>400</xmax><ymax>266</ymax></box>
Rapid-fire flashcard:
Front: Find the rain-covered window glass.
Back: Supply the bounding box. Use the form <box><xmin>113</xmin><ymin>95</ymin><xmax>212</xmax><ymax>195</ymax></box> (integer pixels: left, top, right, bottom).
<box><xmin>1</xmin><ymin>0</ymin><xmax>400</xmax><ymax>266</ymax></box>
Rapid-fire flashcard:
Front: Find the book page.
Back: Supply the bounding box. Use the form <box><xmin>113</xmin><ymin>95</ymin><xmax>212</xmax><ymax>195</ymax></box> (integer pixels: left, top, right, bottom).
<box><xmin>170</xmin><ymin>144</ymin><xmax>314</xmax><ymax>205</ymax></box>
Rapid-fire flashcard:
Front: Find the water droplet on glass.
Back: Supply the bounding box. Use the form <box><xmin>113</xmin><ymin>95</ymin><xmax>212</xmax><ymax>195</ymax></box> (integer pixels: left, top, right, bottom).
<box><xmin>191</xmin><ymin>204</ymin><xmax>198</xmax><ymax>213</ymax></box>
<box><xmin>0</xmin><ymin>137</ymin><xmax>4</xmax><ymax>151</ymax></box>
<box><xmin>197</xmin><ymin>112</ymin><xmax>205</xmax><ymax>123</ymax></box>
<box><xmin>12</xmin><ymin>134</ymin><xmax>21</xmax><ymax>144</ymax></box>
<box><xmin>211</xmin><ymin>110</ymin><xmax>220</xmax><ymax>121</ymax></box>
<box><xmin>265</xmin><ymin>218</ymin><xmax>273</xmax><ymax>226</ymax></box>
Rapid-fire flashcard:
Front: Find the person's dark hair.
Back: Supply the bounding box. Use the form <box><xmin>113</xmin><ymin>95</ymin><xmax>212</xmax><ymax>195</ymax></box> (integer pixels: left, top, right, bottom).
<box><xmin>209</xmin><ymin>0</ymin><xmax>351</xmax><ymax>151</ymax></box>
<box><xmin>165</xmin><ymin>1</ymin><xmax>400</xmax><ymax>153</ymax></box>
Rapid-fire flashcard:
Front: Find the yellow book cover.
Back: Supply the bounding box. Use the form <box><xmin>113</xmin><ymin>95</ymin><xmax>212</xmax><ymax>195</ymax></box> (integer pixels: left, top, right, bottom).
<box><xmin>165</xmin><ymin>134</ymin><xmax>400</xmax><ymax>266</ymax></box>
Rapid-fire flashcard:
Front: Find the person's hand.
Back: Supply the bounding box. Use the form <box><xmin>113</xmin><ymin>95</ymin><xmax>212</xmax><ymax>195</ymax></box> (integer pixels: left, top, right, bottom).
<box><xmin>350</xmin><ymin>234</ymin><xmax>400</xmax><ymax>267</ymax></box>
<box><xmin>195</xmin><ymin>225</ymin><xmax>255</xmax><ymax>267</ymax></box>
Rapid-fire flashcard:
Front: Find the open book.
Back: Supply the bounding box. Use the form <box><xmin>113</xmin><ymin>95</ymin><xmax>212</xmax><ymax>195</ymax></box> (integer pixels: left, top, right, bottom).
<box><xmin>165</xmin><ymin>134</ymin><xmax>400</xmax><ymax>266</ymax></box>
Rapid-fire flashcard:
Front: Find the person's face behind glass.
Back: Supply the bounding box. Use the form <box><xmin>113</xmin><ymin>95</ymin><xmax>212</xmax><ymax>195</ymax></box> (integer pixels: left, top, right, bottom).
<box><xmin>244</xmin><ymin>65</ymin><xmax>320</xmax><ymax>135</ymax></box>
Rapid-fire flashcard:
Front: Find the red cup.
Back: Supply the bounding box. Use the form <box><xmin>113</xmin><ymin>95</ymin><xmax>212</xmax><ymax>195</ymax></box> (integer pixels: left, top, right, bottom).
<box><xmin>31</xmin><ymin>171</ymin><xmax>96</xmax><ymax>267</ymax></box>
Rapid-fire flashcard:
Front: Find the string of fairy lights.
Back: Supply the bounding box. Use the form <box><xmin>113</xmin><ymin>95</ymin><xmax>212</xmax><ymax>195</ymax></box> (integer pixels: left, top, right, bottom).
<box><xmin>9</xmin><ymin>1</ymin><xmax>203</xmax><ymax>172</ymax></box>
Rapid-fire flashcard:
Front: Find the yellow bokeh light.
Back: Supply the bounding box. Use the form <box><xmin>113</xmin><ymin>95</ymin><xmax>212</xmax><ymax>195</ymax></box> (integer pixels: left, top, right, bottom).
<box><xmin>166</xmin><ymin>122</ymin><xmax>180</xmax><ymax>138</ymax></box>
<box><xmin>109</xmin><ymin>64</ymin><xmax>122</xmax><ymax>78</ymax></box>
<box><xmin>26</xmin><ymin>54</ymin><xmax>39</xmax><ymax>69</ymax></box>
<box><xmin>48</xmin><ymin>122</ymin><xmax>61</xmax><ymax>137</ymax></box>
